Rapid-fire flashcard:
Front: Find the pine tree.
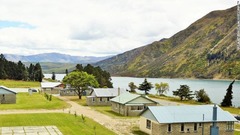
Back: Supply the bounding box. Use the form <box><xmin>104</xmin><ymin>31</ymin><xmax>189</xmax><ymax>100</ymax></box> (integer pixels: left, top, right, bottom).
<box><xmin>138</xmin><ymin>78</ymin><xmax>153</xmax><ymax>95</ymax></box>
<box><xmin>221</xmin><ymin>80</ymin><xmax>235</xmax><ymax>107</ymax></box>
<box><xmin>52</xmin><ymin>72</ymin><xmax>56</xmax><ymax>80</ymax></box>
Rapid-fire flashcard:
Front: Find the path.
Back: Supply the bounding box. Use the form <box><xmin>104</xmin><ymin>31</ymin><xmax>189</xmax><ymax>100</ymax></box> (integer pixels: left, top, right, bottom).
<box><xmin>57</xmin><ymin>96</ymin><xmax>139</xmax><ymax>135</ymax></box>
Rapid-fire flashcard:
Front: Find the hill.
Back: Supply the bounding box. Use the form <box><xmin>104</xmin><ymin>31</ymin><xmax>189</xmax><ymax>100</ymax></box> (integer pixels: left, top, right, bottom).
<box><xmin>95</xmin><ymin>6</ymin><xmax>240</xmax><ymax>79</ymax></box>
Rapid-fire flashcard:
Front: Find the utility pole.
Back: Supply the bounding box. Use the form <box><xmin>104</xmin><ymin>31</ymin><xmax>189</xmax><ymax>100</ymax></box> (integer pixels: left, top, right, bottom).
<box><xmin>237</xmin><ymin>1</ymin><xmax>240</xmax><ymax>50</ymax></box>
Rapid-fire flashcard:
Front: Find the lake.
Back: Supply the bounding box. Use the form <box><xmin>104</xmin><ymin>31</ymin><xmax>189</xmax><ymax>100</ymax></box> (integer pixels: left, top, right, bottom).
<box><xmin>44</xmin><ymin>74</ymin><xmax>240</xmax><ymax>107</ymax></box>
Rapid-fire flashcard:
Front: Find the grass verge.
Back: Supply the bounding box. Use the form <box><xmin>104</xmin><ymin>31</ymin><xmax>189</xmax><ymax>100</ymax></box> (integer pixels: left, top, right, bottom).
<box><xmin>149</xmin><ymin>94</ymin><xmax>240</xmax><ymax>115</ymax></box>
<box><xmin>0</xmin><ymin>93</ymin><xmax>69</xmax><ymax>110</ymax></box>
<box><xmin>0</xmin><ymin>113</ymin><xmax>116</xmax><ymax>135</ymax></box>
<box><xmin>0</xmin><ymin>79</ymin><xmax>40</xmax><ymax>88</ymax></box>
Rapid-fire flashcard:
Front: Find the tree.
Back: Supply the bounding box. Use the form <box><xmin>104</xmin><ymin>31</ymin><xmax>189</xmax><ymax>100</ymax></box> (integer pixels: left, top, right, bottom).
<box><xmin>173</xmin><ymin>85</ymin><xmax>194</xmax><ymax>100</ymax></box>
<box><xmin>128</xmin><ymin>82</ymin><xmax>137</xmax><ymax>93</ymax></box>
<box><xmin>76</xmin><ymin>64</ymin><xmax>84</xmax><ymax>71</ymax></box>
<box><xmin>62</xmin><ymin>71</ymin><xmax>99</xmax><ymax>99</ymax></box>
<box><xmin>138</xmin><ymin>78</ymin><xmax>153</xmax><ymax>95</ymax></box>
<box><xmin>75</xmin><ymin>64</ymin><xmax>113</xmax><ymax>88</ymax></box>
<box><xmin>195</xmin><ymin>89</ymin><xmax>211</xmax><ymax>103</ymax></box>
<box><xmin>34</xmin><ymin>63</ymin><xmax>44</xmax><ymax>82</ymax></box>
<box><xmin>65</xmin><ymin>69</ymin><xmax>68</xmax><ymax>75</ymax></box>
<box><xmin>221</xmin><ymin>80</ymin><xmax>235</xmax><ymax>107</ymax></box>
<box><xmin>155</xmin><ymin>82</ymin><xmax>169</xmax><ymax>95</ymax></box>
<box><xmin>52</xmin><ymin>72</ymin><xmax>56</xmax><ymax>80</ymax></box>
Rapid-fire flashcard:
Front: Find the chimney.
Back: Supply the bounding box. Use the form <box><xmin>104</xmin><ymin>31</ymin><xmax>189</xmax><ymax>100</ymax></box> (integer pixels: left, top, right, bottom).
<box><xmin>210</xmin><ymin>104</ymin><xmax>219</xmax><ymax>135</ymax></box>
<box><xmin>213</xmin><ymin>104</ymin><xmax>217</xmax><ymax>121</ymax></box>
<box><xmin>118</xmin><ymin>87</ymin><xmax>120</xmax><ymax>96</ymax></box>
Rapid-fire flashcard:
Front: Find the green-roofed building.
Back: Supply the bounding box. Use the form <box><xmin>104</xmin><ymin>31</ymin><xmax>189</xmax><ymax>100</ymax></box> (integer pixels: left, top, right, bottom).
<box><xmin>110</xmin><ymin>92</ymin><xmax>158</xmax><ymax>116</ymax></box>
<box><xmin>0</xmin><ymin>86</ymin><xmax>17</xmax><ymax>104</ymax></box>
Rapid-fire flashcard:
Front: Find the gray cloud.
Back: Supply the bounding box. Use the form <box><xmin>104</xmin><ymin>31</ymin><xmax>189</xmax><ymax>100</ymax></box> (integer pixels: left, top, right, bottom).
<box><xmin>0</xmin><ymin>0</ymin><xmax>237</xmax><ymax>56</ymax></box>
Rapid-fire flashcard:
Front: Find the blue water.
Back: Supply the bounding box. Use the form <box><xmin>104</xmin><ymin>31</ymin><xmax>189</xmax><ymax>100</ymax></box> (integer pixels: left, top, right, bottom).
<box><xmin>44</xmin><ymin>74</ymin><xmax>240</xmax><ymax>107</ymax></box>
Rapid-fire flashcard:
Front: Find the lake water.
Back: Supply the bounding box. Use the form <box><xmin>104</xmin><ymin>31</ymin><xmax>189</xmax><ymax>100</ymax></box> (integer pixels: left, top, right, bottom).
<box><xmin>44</xmin><ymin>74</ymin><xmax>240</xmax><ymax>107</ymax></box>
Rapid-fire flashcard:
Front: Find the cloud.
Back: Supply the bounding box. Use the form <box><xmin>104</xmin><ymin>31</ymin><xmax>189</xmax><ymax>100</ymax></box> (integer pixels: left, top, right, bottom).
<box><xmin>0</xmin><ymin>0</ymin><xmax>237</xmax><ymax>56</ymax></box>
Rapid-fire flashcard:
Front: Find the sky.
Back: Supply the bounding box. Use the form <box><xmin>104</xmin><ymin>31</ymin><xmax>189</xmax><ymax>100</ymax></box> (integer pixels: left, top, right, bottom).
<box><xmin>0</xmin><ymin>0</ymin><xmax>237</xmax><ymax>57</ymax></box>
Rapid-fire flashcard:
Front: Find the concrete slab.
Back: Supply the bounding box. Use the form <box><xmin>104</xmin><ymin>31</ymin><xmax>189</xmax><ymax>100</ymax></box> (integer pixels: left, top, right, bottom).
<box><xmin>0</xmin><ymin>126</ymin><xmax>63</xmax><ymax>135</ymax></box>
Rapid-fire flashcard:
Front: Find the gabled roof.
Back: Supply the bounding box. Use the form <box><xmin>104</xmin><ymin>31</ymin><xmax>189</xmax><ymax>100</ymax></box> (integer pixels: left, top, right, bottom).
<box><xmin>110</xmin><ymin>92</ymin><xmax>158</xmax><ymax>105</ymax></box>
<box><xmin>0</xmin><ymin>86</ymin><xmax>17</xmax><ymax>94</ymax></box>
<box><xmin>90</xmin><ymin>88</ymin><xmax>126</xmax><ymax>97</ymax></box>
<box><xmin>141</xmin><ymin>105</ymin><xmax>237</xmax><ymax>123</ymax></box>
<box><xmin>41</xmin><ymin>82</ymin><xmax>62</xmax><ymax>88</ymax></box>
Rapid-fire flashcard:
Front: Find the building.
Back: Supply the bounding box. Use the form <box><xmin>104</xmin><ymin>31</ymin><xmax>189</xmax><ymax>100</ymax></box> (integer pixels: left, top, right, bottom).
<box><xmin>41</xmin><ymin>82</ymin><xmax>64</xmax><ymax>94</ymax></box>
<box><xmin>60</xmin><ymin>88</ymin><xmax>77</xmax><ymax>96</ymax></box>
<box><xmin>140</xmin><ymin>105</ymin><xmax>237</xmax><ymax>135</ymax></box>
<box><xmin>86</xmin><ymin>88</ymin><xmax>126</xmax><ymax>106</ymax></box>
<box><xmin>110</xmin><ymin>92</ymin><xmax>158</xmax><ymax>116</ymax></box>
<box><xmin>0</xmin><ymin>86</ymin><xmax>17</xmax><ymax>104</ymax></box>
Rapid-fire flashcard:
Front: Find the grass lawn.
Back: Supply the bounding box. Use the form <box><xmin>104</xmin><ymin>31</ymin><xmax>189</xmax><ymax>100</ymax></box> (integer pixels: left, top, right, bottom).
<box><xmin>0</xmin><ymin>113</ymin><xmax>116</xmax><ymax>135</ymax></box>
<box><xmin>0</xmin><ymin>79</ymin><xmax>40</xmax><ymax>88</ymax></box>
<box><xmin>149</xmin><ymin>94</ymin><xmax>240</xmax><ymax>115</ymax></box>
<box><xmin>148</xmin><ymin>94</ymin><xmax>205</xmax><ymax>105</ymax></box>
<box><xmin>91</xmin><ymin>106</ymin><xmax>132</xmax><ymax>118</ymax></box>
<box><xmin>0</xmin><ymin>93</ymin><xmax>69</xmax><ymax>110</ymax></box>
<box><xmin>222</xmin><ymin>107</ymin><xmax>240</xmax><ymax>115</ymax></box>
<box><xmin>68</xmin><ymin>96</ymin><xmax>138</xmax><ymax>118</ymax></box>
<box><xmin>68</xmin><ymin>96</ymin><xmax>87</xmax><ymax>106</ymax></box>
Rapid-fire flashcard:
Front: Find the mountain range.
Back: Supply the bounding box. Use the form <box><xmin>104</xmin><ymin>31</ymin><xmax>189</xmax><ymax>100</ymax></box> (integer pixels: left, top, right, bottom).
<box><xmin>5</xmin><ymin>52</ymin><xmax>110</xmax><ymax>64</ymax></box>
<box><xmin>95</xmin><ymin>6</ymin><xmax>240</xmax><ymax>79</ymax></box>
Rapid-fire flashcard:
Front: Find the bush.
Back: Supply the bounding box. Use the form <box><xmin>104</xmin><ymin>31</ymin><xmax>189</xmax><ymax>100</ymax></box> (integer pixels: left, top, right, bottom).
<box><xmin>195</xmin><ymin>89</ymin><xmax>211</xmax><ymax>103</ymax></box>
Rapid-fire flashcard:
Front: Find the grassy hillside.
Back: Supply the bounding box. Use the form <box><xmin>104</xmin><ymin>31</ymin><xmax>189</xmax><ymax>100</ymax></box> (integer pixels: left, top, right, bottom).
<box><xmin>96</xmin><ymin>6</ymin><xmax>240</xmax><ymax>79</ymax></box>
<box><xmin>24</xmin><ymin>62</ymin><xmax>77</xmax><ymax>74</ymax></box>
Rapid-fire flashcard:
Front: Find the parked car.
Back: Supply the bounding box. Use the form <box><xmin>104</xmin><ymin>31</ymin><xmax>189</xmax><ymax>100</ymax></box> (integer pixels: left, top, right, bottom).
<box><xmin>28</xmin><ymin>88</ymin><xmax>38</xmax><ymax>93</ymax></box>
<box><xmin>235</xmin><ymin>115</ymin><xmax>240</xmax><ymax>121</ymax></box>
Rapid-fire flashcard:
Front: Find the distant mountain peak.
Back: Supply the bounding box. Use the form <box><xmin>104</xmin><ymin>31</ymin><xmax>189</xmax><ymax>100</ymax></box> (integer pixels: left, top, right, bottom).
<box><xmin>4</xmin><ymin>52</ymin><xmax>112</xmax><ymax>63</ymax></box>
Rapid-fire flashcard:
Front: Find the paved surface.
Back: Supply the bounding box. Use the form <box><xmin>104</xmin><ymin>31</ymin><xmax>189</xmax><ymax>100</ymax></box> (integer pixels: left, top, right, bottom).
<box><xmin>0</xmin><ymin>126</ymin><xmax>62</xmax><ymax>135</ymax></box>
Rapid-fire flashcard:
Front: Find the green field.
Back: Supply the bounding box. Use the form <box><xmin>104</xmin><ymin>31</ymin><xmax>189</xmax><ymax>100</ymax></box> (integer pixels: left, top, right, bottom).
<box><xmin>0</xmin><ymin>80</ymin><xmax>40</xmax><ymax>88</ymax></box>
<box><xmin>0</xmin><ymin>113</ymin><xmax>116</xmax><ymax>135</ymax></box>
<box><xmin>0</xmin><ymin>93</ymin><xmax>69</xmax><ymax>110</ymax></box>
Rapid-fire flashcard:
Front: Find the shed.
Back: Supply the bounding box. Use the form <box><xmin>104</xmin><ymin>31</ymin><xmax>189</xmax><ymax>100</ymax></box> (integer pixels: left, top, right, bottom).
<box><xmin>41</xmin><ymin>82</ymin><xmax>64</xmax><ymax>94</ymax></box>
<box><xmin>86</xmin><ymin>88</ymin><xmax>126</xmax><ymax>106</ymax></box>
<box><xmin>110</xmin><ymin>92</ymin><xmax>158</xmax><ymax>116</ymax></box>
<box><xmin>0</xmin><ymin>86</ymin><xmax>17</xmax><ymax>104</ymax></box>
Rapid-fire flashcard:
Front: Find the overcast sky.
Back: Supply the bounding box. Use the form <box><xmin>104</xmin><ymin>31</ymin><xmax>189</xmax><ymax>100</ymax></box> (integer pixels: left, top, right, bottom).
<box><xmin>0</xmin><ymin>0</ymin><xmax>237</xmax><ymax>57</ymax></box>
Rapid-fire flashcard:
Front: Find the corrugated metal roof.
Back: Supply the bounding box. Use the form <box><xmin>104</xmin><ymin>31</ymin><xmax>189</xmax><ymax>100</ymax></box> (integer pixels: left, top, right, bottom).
<box><xmin>144</xmin><ymin>105</ymin><xmax>237</xmax><ymax>123</ymax></box>
<box><xmin>110</xmin><ymin>92</ymin><xmax>140</xmax><ymax>104</ymax></box>
<box><xmin>41</xmin><ymin>82</ymin><xmax>62</xmax><ymax>88</ymax></box>
<box><xmin>0</xmin><ymin>86</ymin><xmax>17</xmax><ymax>94</ymax></box>
<box><xmin>93</xmin><ymin>88</ymin><xmax>126</xmax><ymax>97</ymax></box>
<box><xmin>110</xmin><ymin>92</ymin><xmax>158</xmax><ymax>105</ymax></box>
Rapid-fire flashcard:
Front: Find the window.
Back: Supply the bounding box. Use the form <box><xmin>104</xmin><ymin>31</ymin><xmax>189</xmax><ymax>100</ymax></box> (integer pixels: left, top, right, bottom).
<box><xmin>226</xmin><ymin>121</ymin><xmax>234</xmax><ymax>131</ymax></box>
<box><xmin>100</xmin><ymin>97</ymin><xmax>102</xmax><ymax>102</ymax></box>
<box><xmin>92</xmin><ymin>98</ymin><xmax>95</xmax><ymax>102</ymax></box>
<box><xmin>180</xmin><ymin>123</ymin><xmax>184</xmax><ymax>132</ymax></box>
<box><xmin>107</xmin><ymin>97</ymin><xmax>110</xmax><ymax>101</ymax></box>
<box><xmin>168</xmin><ymin>124</ymin><xmax>172</xmax><ymax>132</ymax></box>
<box><xmin>131</xmin><ymin>106</ymin><xmax>144</xmax><ymax>110</ymax></box>
<box><xmin>194</xmin><ymin>123</ymin><xmax>197</xmax><ymax>131</ymax></box>
<box><xmin>146</xmin><ymin>119</ymin><xmax>151</xmax><ymax>129</ymax></box>
<box><xmin>138</xmin><ymin>106</ymin><xmax>144</xmax><ymax>110</ymax></box>
<box><xmin>199</xmin><ymin>123</ymin><xmax>202</xmax><ymax>127</ymax></box>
